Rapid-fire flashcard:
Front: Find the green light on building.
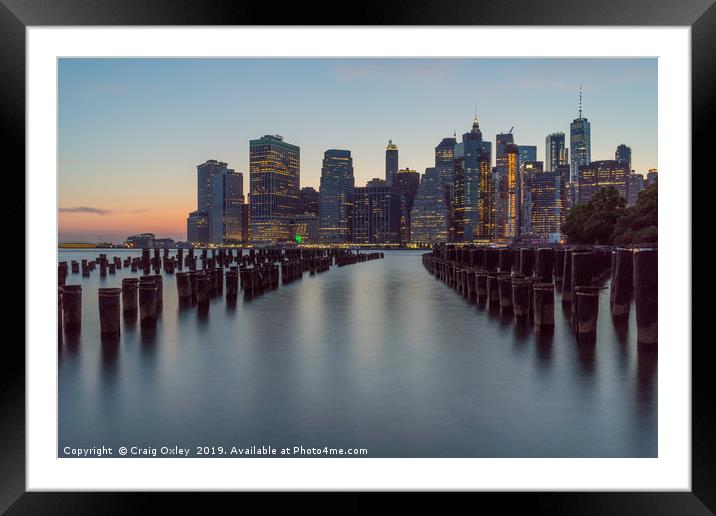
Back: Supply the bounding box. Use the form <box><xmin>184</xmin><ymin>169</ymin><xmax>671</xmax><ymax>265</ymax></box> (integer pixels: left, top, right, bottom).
<box><xmin>295</xmin><ymin>234</ymin><xmax>302</xmax><ymax>244</ymax></box>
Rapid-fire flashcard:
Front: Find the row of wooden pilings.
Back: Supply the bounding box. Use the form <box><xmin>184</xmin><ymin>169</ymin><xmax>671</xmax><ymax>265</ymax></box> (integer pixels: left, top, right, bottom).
<box><xmin>58</xmin><ymin>247</ymin><xmax>384</xmax><ymax>338</ymax></box>
<box><xmin>422</xmin><ymin>244</ymin><xmax>657</xmax><ymax>346</ymax></box>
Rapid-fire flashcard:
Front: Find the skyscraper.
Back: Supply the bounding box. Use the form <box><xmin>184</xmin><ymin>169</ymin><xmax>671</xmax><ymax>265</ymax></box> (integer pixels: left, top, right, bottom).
<box><xmin>385</xmin><ymin>140</ymin><xmax>399</xmax><ymax>187</ymax></box>
<box><xmin>530</xmin><ymin>165</ymin><xmax>562</xmax><ymax>243</ymax></box>
<box><xmin>519</xmin><ymin>161</ymin><xmax>542</xmax><ymax>238</ymax></box>
<box><xmin>570</xmin><ymin>86</ymin><xmax>591</xmax><ymax>183</ymax></box>
<box><xmin>453</xmin><ymin>115</ymin><xmax>492</xmax><ymax>242</ymax></box>
<box><xmin>210</xmin><ymin>169</ymin><xmax>244</xmax><ymax>244</ymax></box>
<box><xmin>577</xmin><ymin>160</ymin><xmax>629</xmax><ymax>204</ymax></box>
<box><xmin>189</xmin><ymin>159</ymin><xmax>244</xmax><ymax>244</ymax></box>
<box><xmin>517</xmin><ymin>145</ymin><xmax>537</xmax><ymax>173</ymax></box>
<box><xmin>196</xmin><ymin>159</ymin><xmax>228</xmax><ymax>215</ymax></box>
<box><xmin>615</xmin><ymin>144</ymin><xmax>632</xmax><ymax>171</ymax></box>
<box><xmin>628</xmin><ymin>173</ymin><xmax>645</xmax><ymax>206</ymax></box>
<box><xmin>410</xmin><ymin>167</ymin><xmax>449</xmax><ymax>244</ymax></box>
<box><xmin>249</xmin><ymin>134</ymin><xmax>300</xmax><ymax>244</ymax></box>
<box><xmin>435</xmin><ymin>136</ymin><xmax>457</xmax><ymax>241</ymax></box>
<box><xmin>647</xmin><ymin>168</ymin><xmax>658</xmax><ymax>186</ymax></box>
<box><xmin>395</xmin><ymin>168</ymin><xmax>420</xmax><ymax>243</ymax></box>
<box><xmin>299</xmin><ymin>186</ymin><xmax>320</xmax><ymax>215</ymax></box>
<box><xmin>353</xmin><ymin>179</ymin><xmax>401</xmax><ymax>244</ymax></box>
<box><xmin>503</xmin><ymin>143</ymin><xmax>520</xmax><ymax>241</ymax></box>
<box><xmin>319</xmin><ymin>149</ymin><xmax>354</xmax><ymax>243</ymax></box>
<box><xmin>494</xmin><ymin>131</ymin><xmax>515</xmax><ymax>240</ymax></box>
<box><xmin>555</xmin><ymin>164</ymin><xmax>570</xmax><ymax>235</ymax></box>
<box><xmin>186</xmin><ymin>211</ymin><xmax>209</xmax><ymax>244</ymax></box>
<box><xmin>546</xmin><ymin>132</ymin><xmax>568</xmax><ymax>172</ymax></box>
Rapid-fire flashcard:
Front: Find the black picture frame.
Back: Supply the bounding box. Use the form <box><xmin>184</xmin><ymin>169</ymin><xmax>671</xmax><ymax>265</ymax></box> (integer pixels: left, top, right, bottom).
<box><xmin>5</xmin><ymin>0</ymin><xmax>710</xmax><ymax>513</ymax></box>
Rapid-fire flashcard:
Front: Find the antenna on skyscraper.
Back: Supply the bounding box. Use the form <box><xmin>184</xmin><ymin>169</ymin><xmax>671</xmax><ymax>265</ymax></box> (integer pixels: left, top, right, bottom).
<box><xmin>578</xmin><ymin>84</ymin><xmax>583</xmax><ymax>118</ymax></box>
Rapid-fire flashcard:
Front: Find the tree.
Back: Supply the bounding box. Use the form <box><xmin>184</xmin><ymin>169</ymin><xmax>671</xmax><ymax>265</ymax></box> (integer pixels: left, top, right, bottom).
<box><xmin>612</xmin><ymin>182</ymin><xmax>658</xmax><ymax>245</ymax></box>
<box><xmin>561</xmin><ymin>186</ymin><xmax>627</xmax><ymax>245</ymax></box>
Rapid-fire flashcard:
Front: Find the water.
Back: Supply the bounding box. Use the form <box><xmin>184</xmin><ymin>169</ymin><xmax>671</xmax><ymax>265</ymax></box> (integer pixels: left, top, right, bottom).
<box><xmin>58</xmin><ymin>249</ymin><xmax>657</xmax><ymax>458</ymax></box>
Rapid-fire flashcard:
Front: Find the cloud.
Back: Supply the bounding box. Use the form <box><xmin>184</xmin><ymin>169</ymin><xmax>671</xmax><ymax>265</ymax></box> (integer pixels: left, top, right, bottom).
<box><xmin>59</xmin><ymin>206</ymin><xmax>148</xmax><ymax>215</ymax></box>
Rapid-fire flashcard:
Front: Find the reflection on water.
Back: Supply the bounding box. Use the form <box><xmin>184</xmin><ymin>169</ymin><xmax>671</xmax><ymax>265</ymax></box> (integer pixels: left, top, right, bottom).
<box><xmin>58</xmin><ymin>249</ymin><xmax>657</xmax><ymax>457</ymax></box>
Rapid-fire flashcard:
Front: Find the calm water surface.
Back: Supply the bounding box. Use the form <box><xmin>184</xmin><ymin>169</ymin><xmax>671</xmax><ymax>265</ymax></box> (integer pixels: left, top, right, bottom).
<box><xmin>58</xmin><ymin>249</ymin><xmax>657</xmax><ymax>457</ymax></box>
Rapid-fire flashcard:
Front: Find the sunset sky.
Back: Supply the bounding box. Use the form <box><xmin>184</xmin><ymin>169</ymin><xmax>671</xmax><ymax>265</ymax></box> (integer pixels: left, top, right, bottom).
<box><xmin>58</xmin><ymin>58</ymin><xmax>657</xmax><ymax>243</ymax></box>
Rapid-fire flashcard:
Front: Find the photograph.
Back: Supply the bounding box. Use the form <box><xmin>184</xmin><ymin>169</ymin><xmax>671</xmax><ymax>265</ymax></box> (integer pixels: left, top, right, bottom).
<box><xmin>56</xmin><ymin>56</ymin><xmax>658</xmax><ymax>459</ymax></box>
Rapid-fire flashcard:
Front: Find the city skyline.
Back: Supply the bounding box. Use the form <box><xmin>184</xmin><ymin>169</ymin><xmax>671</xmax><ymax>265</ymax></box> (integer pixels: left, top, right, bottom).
<box><xmin>58</xmin><ymin>57</ymin><xmax>657</xmax><ymax>242</ymax></box>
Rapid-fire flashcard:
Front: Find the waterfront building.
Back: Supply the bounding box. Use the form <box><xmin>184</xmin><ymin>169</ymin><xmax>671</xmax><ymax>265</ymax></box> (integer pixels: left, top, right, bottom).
<box><xmin>353</xmin><ymin>179</ymin><xmax>401</xmax><ymax>244</ymax></box>
<box><xmin>615</xmin><ymin>144</ymin><xmax>632</xmax><ymax>171</ymax></box>
<box><xmin>410</xmin><ymin>167</ymin><xmax>449</xmax><ymax>244</ymax></box>
<box><xmin>197</xmin><ymin>160</ymin><xmax>229</xmax><ymax>215</ymax></box>
<box><xmin>385</xmin><ymin>140</ymin><xmax>399</xmax><ymax>187</ymax></box>
<box><xmin>291</xmin><ymin>213</ymin><xmax>319</xmax><ymax>244</ymax></box>
<box><xmin>435</xmin><ymin>136</ymin><xmax>457</xmax><ymax>241</ymax></box>
<box><xmin>153</xmin><ymin>238</ymin><xmax>175</xmax><ymax>249</ymax></box>
<box><xmin>319</xmin><ymin>149</ymin><xmax>354</xmax><ymax>243</ymax></box>
<box><xmin>577</xmin><ymin>160</ymin><xmax>629</xmax><ymax>204</ymax></box>
<box><xmin>529</xmin><ymin>164</ymin><xmax>563</xmax><ymax>243</ymax></box>
<box><xmin>519</xmin><ymin>161</ymin><xmax>542</xmax><ymax>237</ymax></box>
<box><xmin>570</xmin><ymin>86</ymin><xmax>591</xmax><ymax>183</ymax></box>
<box><xmin>209</xmin><ymin>169</ymin><xmax>244</xmax><ymax>244</ymax></box>
<box><xmin>453</xmin><ymin>115</ymin><xmax>492</xmax><ymax>242</ymax></box>
<box><xmin>249</xmin><ymin>134</ymin><xmax>300</xmax><ymax>244</ymax></box>
<box><xmin>546</xmin><ymin>132</ymin><xmax>568</xmax><ymax>172</ymax></box>
<box><xmin>125</xmin><ymin>233</ymin><xmax>156</xmax><ymax>249</ymax></box>
<box><xmin>494</xmin><ymin>131</ymin><xmax>515</xmax><ymax>240</ymax></box>
<box><xmin>395</xmin><ymin>168</ymin><xmax>420</xmax><ymax>243</ymax></box>
<box><xmin>299</xmin><ymin>186</ymin><xmax>320</xmax><ymax>215</ymax></box>
<box><xmin>502</xmin><ymin>143</ymin><xmax>520</xmax><ymax>240</ymax></box>
<box><xmin>187</xmin><ymin>211</ymin><xmax>209</xmax><ymax>245</ymax></box>
<box><xmin>555</xmin><ymin>164</ymin><xmax>570</xmax><ymax>233</ymax></box>
<box><xmin>647</xmin><ymin>168</ymin><xmax>658</xmax><ymax>186</ymax></box>
<box><xmin>628</xmin><ymin>173</ymin><xmax>645</xmax><ymax>206</ymax></box>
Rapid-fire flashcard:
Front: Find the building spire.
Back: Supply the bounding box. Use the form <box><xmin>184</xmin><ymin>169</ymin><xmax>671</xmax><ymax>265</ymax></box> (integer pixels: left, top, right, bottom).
<box><xmin>472</xmin><ymin>104</ymin><xmax>480</xmax><ymax>132</ymax></box>
<box><xmin>578</xmin><ymin>84</ymin><xmax>583</xmax><ymax>118</ymax></box>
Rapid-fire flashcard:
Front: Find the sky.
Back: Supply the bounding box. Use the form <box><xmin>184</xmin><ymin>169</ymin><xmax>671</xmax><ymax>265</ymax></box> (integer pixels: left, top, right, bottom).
<box><xmin>58</xmin><ymin>58</ymin><xmax>657</xmax><ymax>243</ymax></box>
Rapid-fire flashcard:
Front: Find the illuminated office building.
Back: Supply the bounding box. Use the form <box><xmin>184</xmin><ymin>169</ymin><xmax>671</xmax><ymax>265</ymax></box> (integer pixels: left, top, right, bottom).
<box><xmin>291</xmin><ymin>213</ymin><xmax>319</xmax><ymax>244</ymax></box>
<box><xmin>570</xmin><ymin>86</ymin><xmax>591</xmax><ymax>183</ymax></box>
<box><xmin>319</xmin><ymin>149</ymin><xmax>354</xmax><ymax>243</ymax></box>
<box><xmin>385</xmin><ymin>140</ymin><xmax>399</xmax><ymax>187</ymax></box>
<box><xmin>353</xmin><ymin>179</ymin><xmax>401</xmax><ymax>244</ymax></box>
<box><xmin>494</xmin><ymin>131</ymin><xmax>515</xmax><ymax>240</ymax></box>
<box><xmin>410</xmin><ymin>167</ymin><xmax>449</xmax><ymax>244</ymax></box>
<box><xmin>435</xmin><ymin>136</ymin><xmax>457</xmax><ymax>241</ymax></box>
<box><xmin>530</xmin><ymin>164</ymin><xmax>563</xmax><ymax>243</ymax></box>
<box><xmin>249</xmin><ymin>134</ymin><xmax>300</xmax><ymax>244</ymax></box>
<box><xmin>647</xmin><ymin>169</ymin><xmax>658</xmax><ymax>186</ymax></box>
<box><xmin>577</xmin><ymin>160</ymin><xmax>629</xmax><ymax>204</ymax></box>
<box><xmin>299</xmin><ymin>186</ymin><xmax>320</xmax><ymax>215</ymax></box>
<box><xmin>555</xmin><ymin>164</ymin><xmax>570</xmax><ymax>234</ymax></box>
<box><xmin>502</xmin><ymin>143</ymin><xmax>520</xmax><ymax>240</ymax></box>
<box><xmin>453</xmin><ymin>115</ymin><xmax>492</xmax><ymax>242</ymax></box>
<box><xmin>519</xmin><ymin>161</ymin><xmax>541</xmax><ymax>237</ymax></box>
<box><xmin>395</xmin><ymin>168</ymin><xmax>420</xmax><ymax>243</ymax></box>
